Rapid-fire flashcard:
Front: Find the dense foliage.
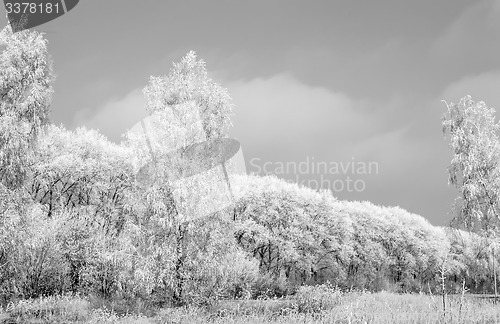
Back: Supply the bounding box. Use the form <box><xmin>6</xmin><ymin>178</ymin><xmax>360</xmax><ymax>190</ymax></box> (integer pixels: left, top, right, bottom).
<box><xmin>0</xmin><ymin>25</ymin><xmax>53</xmax><ymax>191</ymax></box>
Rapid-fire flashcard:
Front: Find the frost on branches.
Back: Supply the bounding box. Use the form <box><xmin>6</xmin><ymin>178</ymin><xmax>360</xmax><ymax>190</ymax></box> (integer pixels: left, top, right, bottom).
<box><xmin>0</xmin><ymin>25</ymin><xmax>54</xmax><ymax>190</ymax></box>
<box><xmin>443</xmin><ymin>95</ymin><xmax>500</xmax><ymax>236</ymax></box>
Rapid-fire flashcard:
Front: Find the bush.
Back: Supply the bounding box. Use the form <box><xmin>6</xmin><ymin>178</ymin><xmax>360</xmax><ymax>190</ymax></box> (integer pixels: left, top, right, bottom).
<box><xmin>292</xmin><ymin>282</ymin><xmax>342</xmax><ymax>314</ymax></box>
<box><xmin>180</xmin><ymin>216</ymin><xmax>261</xmax><ymax>306</ymax></box>
<box><xmin>251</xmin><ymin>272</ymin><xmax>292</xmax><ymax>299</ymax></box>
<box><xmin>0</xmin><ymin>205</ymin><xmax>72</xmax><ymax>302</ymax></box>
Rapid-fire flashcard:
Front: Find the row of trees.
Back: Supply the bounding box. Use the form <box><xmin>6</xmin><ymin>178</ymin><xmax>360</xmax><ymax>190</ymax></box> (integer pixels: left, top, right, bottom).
<box><xmin>2</xmin><ymin>24</ymin><xmax>500</xmax><ymax>308</ymax></box>
<box><xmin>3</xmin><ymin>159</ymin><xmax>500</xmax><ymax>305</ymax></box>
<box><xmin>231</xmin><ymin>174</ymin><xmax>500</xmax><ymax>294</ymax></box>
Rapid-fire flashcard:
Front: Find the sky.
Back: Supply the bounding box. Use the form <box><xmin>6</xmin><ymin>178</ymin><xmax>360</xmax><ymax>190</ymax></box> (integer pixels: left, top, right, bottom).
<box><xmin>2</xmin><ymin>0</ymin><xmax>500</xmax><ymax>226</ymax></box>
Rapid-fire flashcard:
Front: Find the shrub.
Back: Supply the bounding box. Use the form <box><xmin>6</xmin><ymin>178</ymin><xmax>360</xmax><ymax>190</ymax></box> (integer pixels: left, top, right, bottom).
<box><xmin>180</xmin><ymin>216</ymin><xmax>261</xmax><ymax>306</ymax></box>
<box><xmin>0</xmin><ymin>205</ymin><xmax>72</xmax><ymax>302</ymax></box>
<box><xmin>292</xmin><ymin>282</ymin><xmax>342</xmax><ymax>314</ymax></box>
<box><xmin>252</xmin><ymin>272</ymin><xmax>292</xmax><ymax>299</ymax></box>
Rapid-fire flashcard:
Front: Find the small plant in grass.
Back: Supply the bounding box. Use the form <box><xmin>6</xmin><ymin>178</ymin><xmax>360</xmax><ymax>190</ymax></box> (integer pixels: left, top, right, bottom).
<box><xmin>88</xmin><ymin>295</ymin><xmax>153</xmax><ymax>317</ymax></box>
<box><xmin>86</xmin><ymin>306</ymin><xmax>120</xmax><ymax>324</ymax></box>
<box><xmin>438</xmin><ymin>257</ymin><xmax>448</xmax><ymax>314</ymax></box>
<box><xmin>5</xmin><ymin>293</ymin><xmax>90</xmax><ymax>322</ymax></box>
<box><xmin>87</xmin><ymin>306</ymin><xmax>153</xmax><ymax>324</ymax></box>
<box><xmin>292</xmin><ymin>281</ymin><xmax>342</xmax><ymax>314</ymax></box>
<box><xmin>155</xmin><ymin>305</ymin><xmax>207</xmax><ymax>324</ymax></box>
<box><xmin>459</xmin><ymin>277</ymin><xmax>470</xmax><ymax>319</ymax></box>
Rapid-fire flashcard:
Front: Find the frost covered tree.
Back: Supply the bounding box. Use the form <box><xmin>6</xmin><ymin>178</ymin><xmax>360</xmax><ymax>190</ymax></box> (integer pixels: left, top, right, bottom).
<box><xmin>0</xmin><ymin>25</ymin><xmax>54</xmax><ymax>190</ymax></box>
<box><xmin>142</xmin><ymin>50</ymin><xmax>234</xmax><ymax>140</ymax></box>
<box><xmin>136</xmin><ymin>51</ymin><xmax>237</xmax><ymax>222</ymax></box>
<box><xmin>31</xmin><ymin>125</ymin><xmax>135</xmax><ymax>222</ymax></box>
<box><xmin>442</xmin><ymin>95</ymin><xmax>500</xmax><ymax>235</ymax></box>
<box><xmin>124</xmin><ymin>51</ymin><xmax>247</xmax><ymax>305</ymax></box>
<box><xmin>443</xmin><ymin>95</ymin><xmax>500</xmax><ymax>296</ymax></box>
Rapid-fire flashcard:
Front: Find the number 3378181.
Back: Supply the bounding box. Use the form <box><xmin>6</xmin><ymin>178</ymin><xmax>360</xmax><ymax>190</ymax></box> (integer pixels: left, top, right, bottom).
<box><xmin>5</xmin><ymin>2</ymin><xmax>60</xmax><ymax>14</ymax></box>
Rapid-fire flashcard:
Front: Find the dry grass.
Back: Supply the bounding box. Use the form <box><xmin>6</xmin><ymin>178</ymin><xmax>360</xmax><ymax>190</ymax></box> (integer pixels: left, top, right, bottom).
<box><xmin>1</xmin><ymin>289</ymin><xmax>500</xmax><ymax>323</ymax></box>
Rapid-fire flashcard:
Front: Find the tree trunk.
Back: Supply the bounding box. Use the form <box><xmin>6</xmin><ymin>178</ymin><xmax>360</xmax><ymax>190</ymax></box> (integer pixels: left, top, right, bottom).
<box><xmin>494</xmin><ymin>243</ymin><xmax>498</xmax><ymax>304</ymax></box>
<box><xmin>173</xmin><ymin>222</ymin><xmax>188</xmax><ymax>306</ymax></box>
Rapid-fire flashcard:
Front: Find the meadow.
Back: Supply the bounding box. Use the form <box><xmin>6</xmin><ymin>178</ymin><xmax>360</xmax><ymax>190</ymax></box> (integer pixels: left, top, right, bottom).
<box><xmin>2</xmin><ymin>284</ymin><xmax>500</xmax><ymax>324</ymax></box>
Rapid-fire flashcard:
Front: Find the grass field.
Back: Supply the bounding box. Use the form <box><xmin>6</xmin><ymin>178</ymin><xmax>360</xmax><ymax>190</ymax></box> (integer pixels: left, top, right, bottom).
<box><xmin>2</xmin><ymin>289</ymin><xmax>500</xmax><ymax>324</ymax></box>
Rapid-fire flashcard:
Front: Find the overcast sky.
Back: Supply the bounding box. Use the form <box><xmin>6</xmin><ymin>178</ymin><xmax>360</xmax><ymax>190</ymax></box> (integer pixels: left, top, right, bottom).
<box><xmin>2</xmin><ymin>0</ymin><xmax>500</xmax><ymax>226</ymax></box>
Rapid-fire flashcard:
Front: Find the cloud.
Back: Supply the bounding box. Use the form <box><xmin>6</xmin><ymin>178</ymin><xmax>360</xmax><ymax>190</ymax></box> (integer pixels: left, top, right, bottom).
<box><xmin>74</xmin><ymin>72</ymin><xmax>402</xmax><ymax>170</ymax></box>
<box><xmin>73</xmin><ymin>88</ymin><xmax>148</xmax><ymax>143</ymax></box>
<box><xmin>430</xmin><ymin>0</ymin><xmax>500</xmax><ymax>71</ymax></box>
<box><xmin>224</xmin><ymin>73</ymin><xmax>463</xmax><ymax>225</ymax></box>
<box><xmin>71</xmin><ymin>71</ymin><xmax>460</xmax><ymax>226</ymax></box>
<box><xmin>224</xmin><ymin>73</ymin><xmax>435</xmax><ymax>172</ymax></box>
<box><xmin>226</xmin><ymin>73</ymin><xmax>385</xmax><ymax>159</ymax></box>
<box><xmin>439</xmin><ymin>70</ymin><xmax>500</xmax><ymax>110</ymax></box>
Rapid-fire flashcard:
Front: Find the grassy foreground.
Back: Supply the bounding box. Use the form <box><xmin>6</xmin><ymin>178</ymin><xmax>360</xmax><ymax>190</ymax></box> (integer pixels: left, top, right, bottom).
<box><xmin>1</xmin><ymin>289</ymin><xmax>500</xmax><ymax>324</ymax></box>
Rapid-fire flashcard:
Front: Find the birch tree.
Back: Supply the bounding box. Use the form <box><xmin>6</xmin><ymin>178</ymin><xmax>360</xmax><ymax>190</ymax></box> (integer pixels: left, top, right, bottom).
<box><xmin>443</xmin><ymin>95</ymin><xmax>500</xmax><ymax>295</ymax></box>
<box><xmin>124</xmin><ymin>51</ymin><xmax>242</xmax><ymax>305</ymax></box>
<box><xmin>142</xmin><ymin>50</ymin><xmax>234</xmax><ymax>140</ymax></box>
<box><xmin>0</xmin><ymin>25</ymin><xmax>54</xmax><ymax>191</ymax></box>
<box><xmin>443</xmin><ymin>95</ymin><xmax>500</xmax><ymax>234</ymax></box>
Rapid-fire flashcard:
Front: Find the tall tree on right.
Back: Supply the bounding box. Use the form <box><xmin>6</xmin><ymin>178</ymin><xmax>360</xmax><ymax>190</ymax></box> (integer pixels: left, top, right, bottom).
<box><xmin>443</xmin><ymin>95</ymin><xmax>500</xmax><ymax>235</ymax></box>
<box><xmin>443</xmin><ymin>95</ymin><xmax>500</xmax><ymax>296</ymax></box>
